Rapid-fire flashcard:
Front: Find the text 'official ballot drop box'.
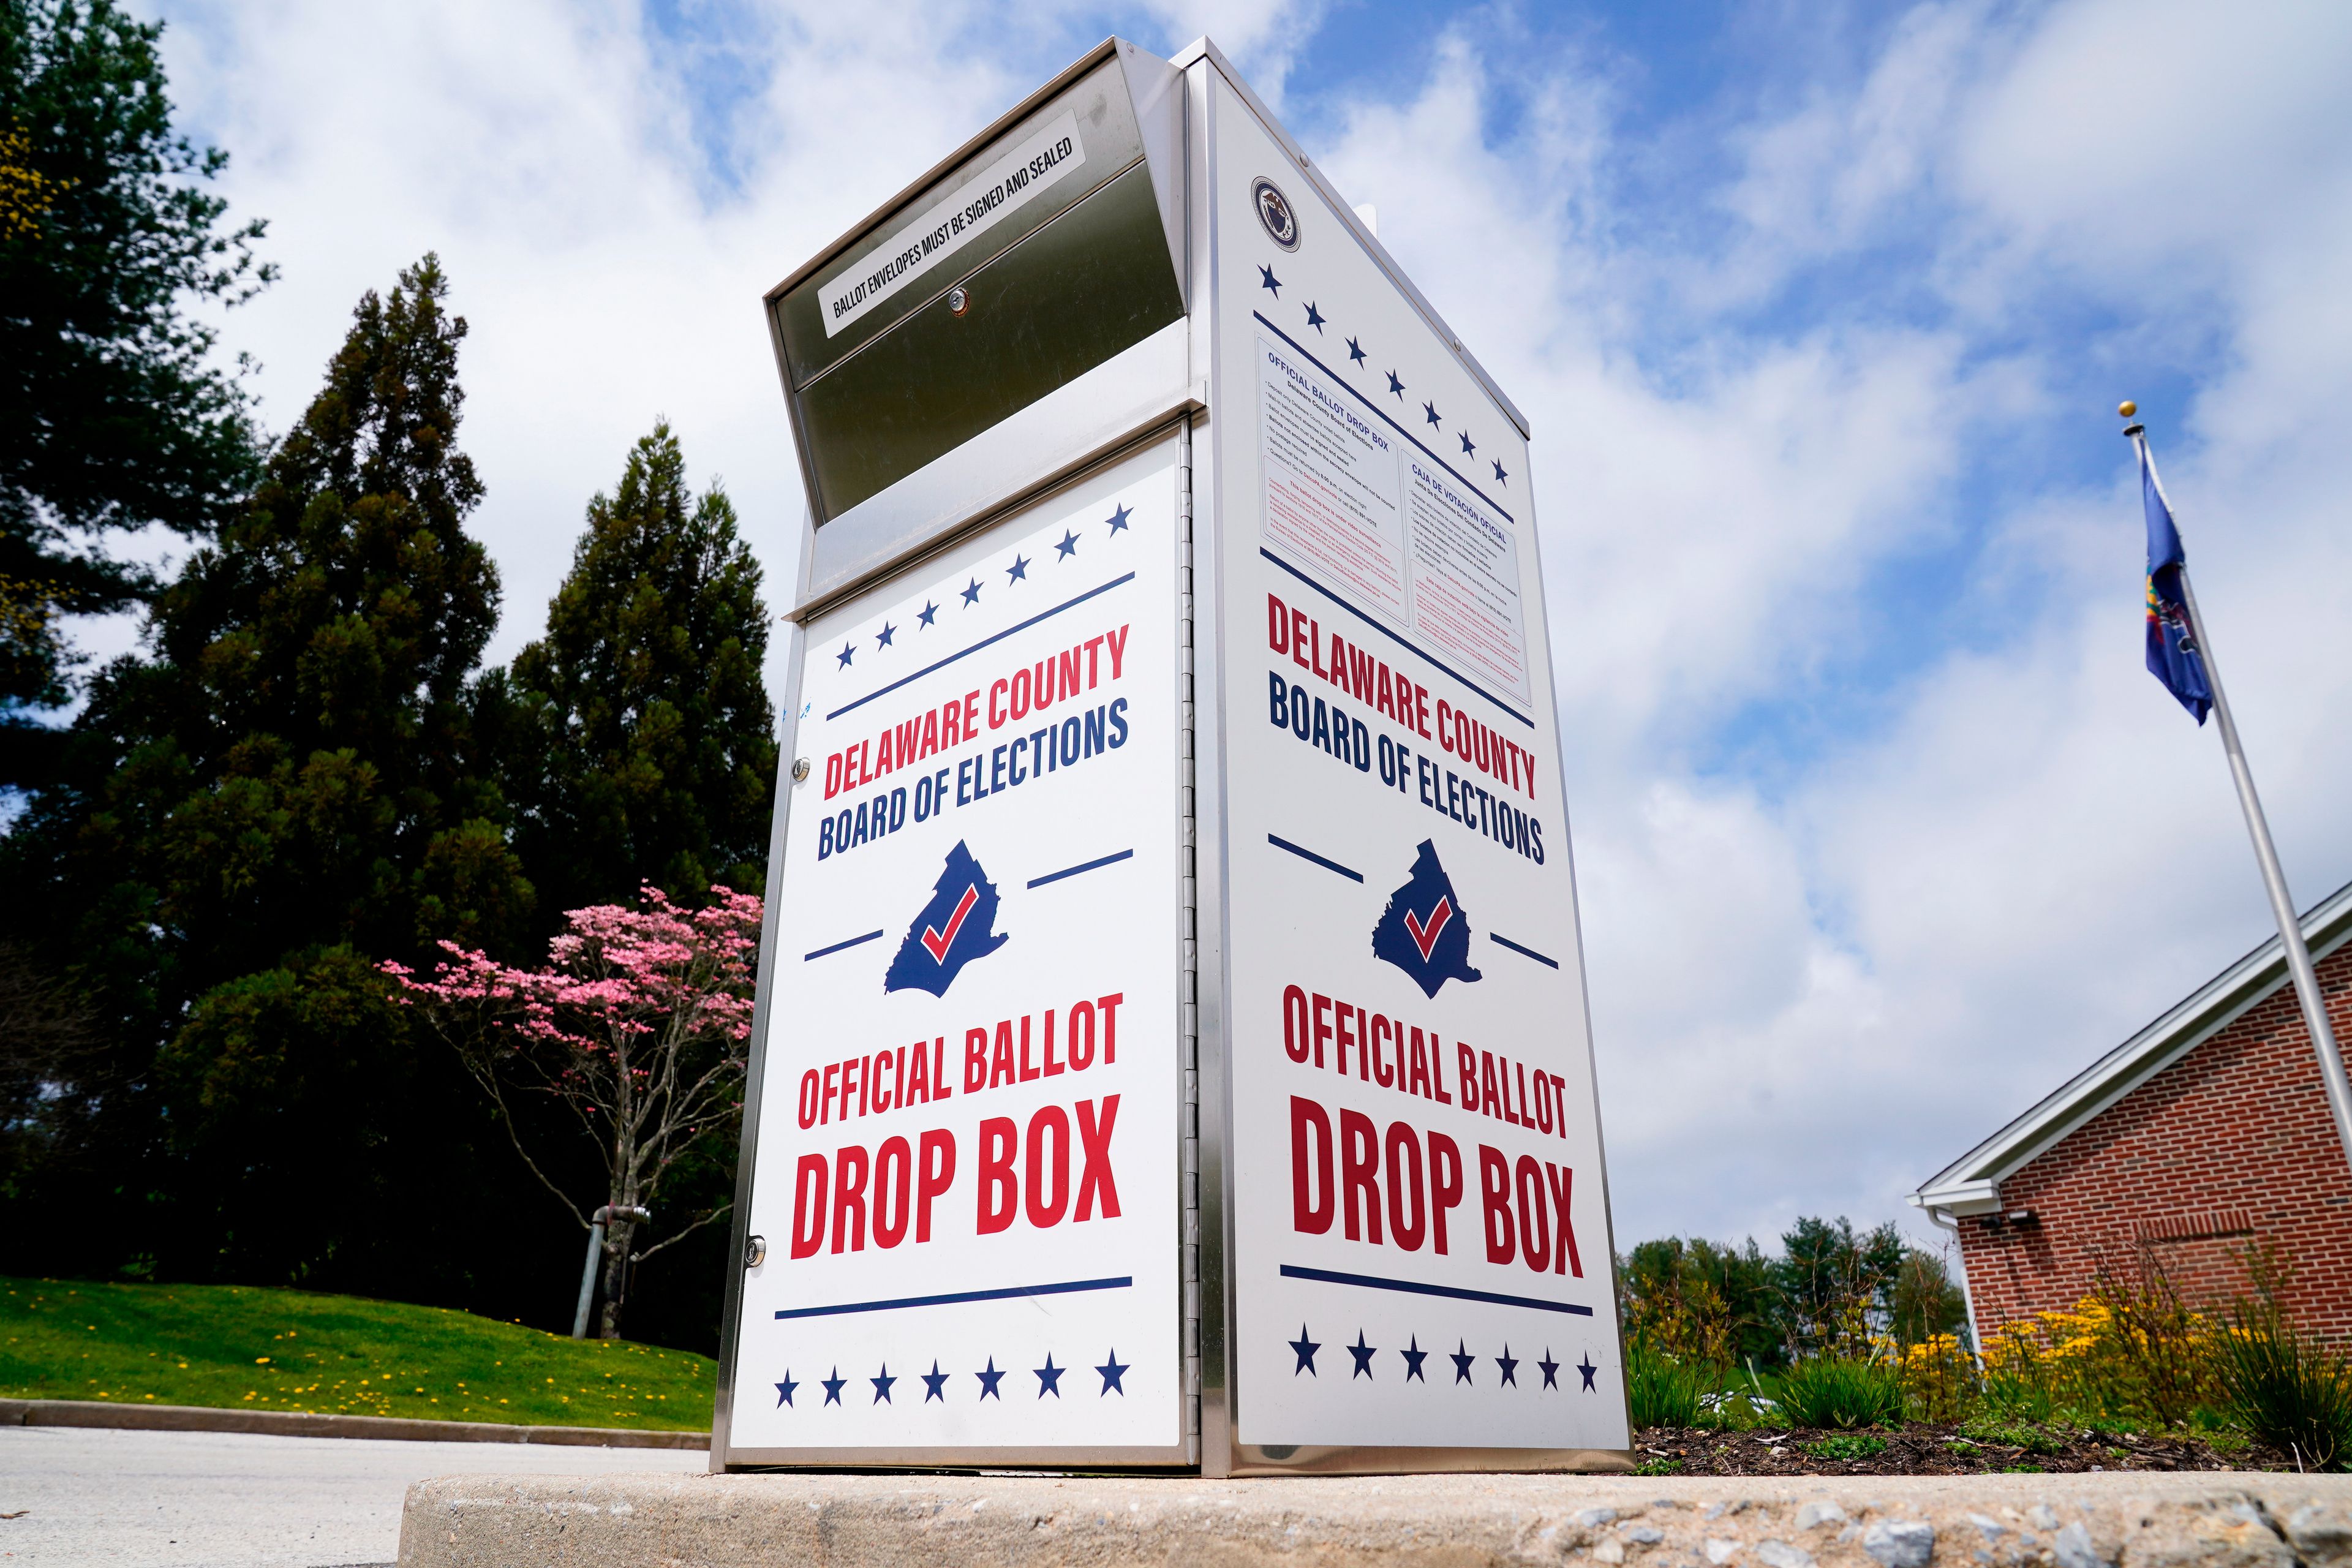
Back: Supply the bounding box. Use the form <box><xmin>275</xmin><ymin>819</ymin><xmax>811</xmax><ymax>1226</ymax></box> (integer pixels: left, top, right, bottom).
<box><xmin>714</xmin><ymin>37</ymin><xmax>1632</xmax><ymax>1477</ymax></box>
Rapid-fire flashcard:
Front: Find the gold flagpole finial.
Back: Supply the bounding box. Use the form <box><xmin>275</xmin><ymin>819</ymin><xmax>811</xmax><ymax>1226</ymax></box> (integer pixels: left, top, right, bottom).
<box><xmin>2117</xmin><ymin>400</ymin><xmax>2137</xmax><ymax>418</ymax></box>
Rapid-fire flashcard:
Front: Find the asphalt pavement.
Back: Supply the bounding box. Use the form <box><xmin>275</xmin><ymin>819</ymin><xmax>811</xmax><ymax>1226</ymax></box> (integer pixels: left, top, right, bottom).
<box><xmin>0</xmin><ymin>1424</ymin><xmax>706</xmax><ymax>1567</ymax></box>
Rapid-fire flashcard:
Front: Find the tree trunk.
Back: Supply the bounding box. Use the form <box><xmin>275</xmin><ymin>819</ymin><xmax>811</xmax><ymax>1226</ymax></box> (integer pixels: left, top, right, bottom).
<box><xmin>598</xmin><ymin>1217</ymin><xmax>632</xmax><ymax>1339</ymax></box>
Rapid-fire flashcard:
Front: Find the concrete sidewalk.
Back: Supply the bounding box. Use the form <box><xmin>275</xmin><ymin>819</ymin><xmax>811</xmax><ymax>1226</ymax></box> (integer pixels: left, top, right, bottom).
<box><xmin>398</xmin><ymin>1468</ymin><xmax>2352</xmax><ymax>1568</ymax></box>
<box><xmin>0</xmin><ymin>1424</ymin><xmax>705</xmax><ymax>1568</ymax></box>
<box><xmin>0</xmin><ymin>1396</ymin><xmax>706</xmax><ymax>1448</ymax></box>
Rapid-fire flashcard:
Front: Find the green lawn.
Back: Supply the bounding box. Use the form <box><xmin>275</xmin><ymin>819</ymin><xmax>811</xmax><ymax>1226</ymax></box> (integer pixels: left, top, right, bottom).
<box><xmin>0</xmin><ymin>1276</ymin><xmax>713</xmax><ymax>1431</ymax></box>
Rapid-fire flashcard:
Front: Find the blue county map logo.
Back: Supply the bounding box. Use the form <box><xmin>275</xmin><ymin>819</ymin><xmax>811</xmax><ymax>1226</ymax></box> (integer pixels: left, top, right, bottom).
<box><xmin>1370</xmin><ymin>840</ymin><xmax>1482</xmax><ymax>999</ymax></box>
<box><xmin>884</xmin><ymin>840</ymin><xmax>1009</xmax><ymax>997</ymax></box>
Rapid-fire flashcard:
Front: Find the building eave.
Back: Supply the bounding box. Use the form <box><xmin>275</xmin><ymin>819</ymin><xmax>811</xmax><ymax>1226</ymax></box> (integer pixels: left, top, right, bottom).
<box><xmin>1910</xmin><ymin>876</ymin><xmax>2352</xmax><ymax>1222</ymax></box>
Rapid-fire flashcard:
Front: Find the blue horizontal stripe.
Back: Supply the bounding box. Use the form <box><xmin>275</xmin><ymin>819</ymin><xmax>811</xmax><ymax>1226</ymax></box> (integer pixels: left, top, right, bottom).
<box><xmin>1489</xmin><ymin>932</ymin><xmax>1560</xmax><ymax>970</ymax></box>
<box><xmin>1027</xmin><ymin>848</ymin><xmax>1134</xmax><ymax>889</ymax></box>
<box><xmin>774</xmin><ymin>1275</ymin><xmax>1133</xmax><ymax>1321</ymax></box>
<box><xmin>802</xmin><ymin>930</ymin><xmax>883</xmax><ymax>962</ymax></box>
<box><xmin>1267</xmin><ymin>834</ymin><xmax>1362</xmax><ymax>882</ymax></box>
<box><xmin>824</xmin><ymin>572</ymin><xmax>1136</xmax><ymax>722</ymax></box>
<box><xmin>1280</xmin><ymin>1264</ymin><xmax>1594</xmax><ymax>1316</ymax></box>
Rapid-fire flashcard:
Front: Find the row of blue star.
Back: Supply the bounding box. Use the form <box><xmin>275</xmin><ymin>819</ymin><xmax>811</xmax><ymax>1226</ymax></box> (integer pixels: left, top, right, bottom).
<box><xmin>775</xmin><ymin>1349</ymin><xmax>1129</xmax><ymax>1407</ymax></box>
<box><xmin>834</xmin><ymin>503</ymin><xmax>1133</xmax><ymax>670</ymax></box>
<box><xmin>1257</xmin><ymin>263</ymin><xmax>1510</xmax><ymax>489</ymax></box>
<box><xmin>1287</xmin><ymin>1324</ymin><xmax>1599</xmax><ymax>1390</ymax></box>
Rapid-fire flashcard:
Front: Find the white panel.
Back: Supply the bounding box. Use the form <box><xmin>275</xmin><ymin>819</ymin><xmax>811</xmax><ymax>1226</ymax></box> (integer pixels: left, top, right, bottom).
<box><xmin>1205</xmin><ymin>72</ymin><xmax>1629</xmax><ymax>1454</ymax></box>
<box><xmin>730</xmin><ymin>439</ymin><xmax>1186</xmax><ymax>1458</ymax></box>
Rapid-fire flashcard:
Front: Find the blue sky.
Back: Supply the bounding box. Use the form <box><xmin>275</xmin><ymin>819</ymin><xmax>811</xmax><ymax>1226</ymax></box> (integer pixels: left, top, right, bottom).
<box><xmin>133</xmin><ymin>0</ymin><xmax>2352</xmax><ymax>1257</ymax></box>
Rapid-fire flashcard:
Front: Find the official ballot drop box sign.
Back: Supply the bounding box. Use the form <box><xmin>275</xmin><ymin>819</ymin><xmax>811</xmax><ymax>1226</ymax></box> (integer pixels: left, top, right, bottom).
<box><xmin>714</xmin><ymin>36</ymin><xmax>1632</xmax><ymax>1476</ymax></box>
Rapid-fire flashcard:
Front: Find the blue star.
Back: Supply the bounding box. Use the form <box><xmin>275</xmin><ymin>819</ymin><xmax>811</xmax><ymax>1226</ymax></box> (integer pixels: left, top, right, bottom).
<box><xmin>1460</xmin><ymin>431</ymin><xmax>1477</xmax><ymax>458</ymax></box>
<box><xmin>1539</xmin><ymin>1350</ymin><xmax>1561</xmax><ymax>1390</ymax></box>
<box><xmin>1492</xmin><ymin>459</ymin><xmax>1509</xmax><ymax>486</ymax></box>
<box><xmin>821</xmin><ymin>1368</ymin><xmax>846</xmax><ymax>1406</ymax></box>
<box><xmin>1385</xmin><ymin>369</ymin><xmax>1404</xmax><ymax>398</ymax></box>
<box><xmin>1304</xmin><ymin>301</ymin><xmax>1325</xmax><ymax>333</ymax></box>
<box><xmin>1054</xmin><ymin>529</ymin><xmax>1079</xmax><ymax>560</ymax></box>
<box><xmin>1578</xmin><ymin>1353</ymin><xmax>1599</xmax><ymax>1392</ymax></box>
<box><xmin>1401</xmin><ymin>1335</ymin><xmax>1428</xmax><ymax>1382</ymax></box>
<box><xmin>922</xmin><ymin>1360</ymin><xmax>949</xmax><ymax>1402</ymax></box>
<box><xmin>1035</xmin><ymin>1354</ymin><xmax>1064</xmax><ymax>1398</ymax></box>
<box><xmin>1095</xmin><ymin>1349</ymin><xmax>1129</xmax><ymax>1395</ymax></box>
<box><xmin>976</xmin><ymin>1357</ymin><xmax>1005</xmax><ymax>1400</ymax></box>
<box><xmin>1348</xmin><ymin>1331</ymin><xmax>1378</xmax><ymax>1380</ymax></box>
<box><xmin>1106</xmin><ymin>503</ymin><xmax>1131</xmax><ymax>533</ymax></box>
<box><xmin>1346</xmin><ymin>335</ymin><xmax>1367</xmax><ymax>366</ymax></box>
<box><xmin>1496</xmin><ymin>1346</ymin><xmax>1520</xmax><ymax>1388</ymax></box>
<box><xmin>1289</xmin><ymin>1324</ymin><xmax>1321</xmax><ymax>1376</ymax></box>
<box><xmin>1450</xmin><ymin>1341</ymin><xmax>1476</xmax><ymax>1385</ymax></box>
<box><xmin>1006</xmin><ymin>554</ymin><xmax>1028</xmax><ymax>583</ymax></box>
<box><xmin>1259</xmin><ymin>264</ymin><xmax>1282</xmax><ymax>296</ymax></box>
<box><xmin>1423</xmin><ymin>400</ymin><xmax>1441</xmax><ymax>428</ymax></box>
<box><xmin>875</xmin><ymin>622</ymin><xmax>895</xmax><ymax>649</ymax></box>
<box><xmin>918</xmin><ymin>600</ymin><xmax>938</xmax><ymax>627</ymax></box>
<box><xmin>775</xmin><ymin>1372</ymin><xmax>798</xmax><ymax>1407</ymax></box>
<box><xmin>871</xmin><ymin>1363</ymin><xmax>897</xmax><ymax>1403</ymax></box>
<box><xmin>960</xmin><ymin>578</ymin><xmax>982</xmax><ymax>606</ymax></box>
<box><xmin>835</xmin><ymin>642</ymin><xmax>855</xmax><ymax>668</ymax></box>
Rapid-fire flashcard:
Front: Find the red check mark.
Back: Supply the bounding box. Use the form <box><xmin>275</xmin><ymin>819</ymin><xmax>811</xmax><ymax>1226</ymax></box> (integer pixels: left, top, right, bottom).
<box><xmin>1402</xmin><ymin>897</ymin><xmax>1453</xmax><ymax>962</ymax></box>
<box><xmin>921</xmin><ymin>884</ymin><xmax>980</xmax><ymax>963</ymax></box>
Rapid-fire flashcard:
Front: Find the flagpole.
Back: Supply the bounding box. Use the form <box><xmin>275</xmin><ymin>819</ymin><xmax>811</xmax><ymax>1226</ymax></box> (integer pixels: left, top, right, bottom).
<box><xmin>2124</xmin><ymin>410</ymin><xmax>2352</xmax><ymax>1183</ymax></box>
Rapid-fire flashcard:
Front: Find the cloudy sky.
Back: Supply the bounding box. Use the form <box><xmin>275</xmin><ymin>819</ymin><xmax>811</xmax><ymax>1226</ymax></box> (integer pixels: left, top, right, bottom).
<box><xmin>134</xmin><ymin>0</ymin><xmax>2352</xmax><ymax>1256</ymax></box>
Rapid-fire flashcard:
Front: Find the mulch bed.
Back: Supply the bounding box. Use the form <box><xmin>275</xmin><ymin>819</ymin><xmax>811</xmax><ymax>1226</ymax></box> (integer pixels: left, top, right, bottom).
<box><xmin>1633</xmin><ymin>1425</ymin><xmax>2288</xmax><ymax>1476</ymax></box>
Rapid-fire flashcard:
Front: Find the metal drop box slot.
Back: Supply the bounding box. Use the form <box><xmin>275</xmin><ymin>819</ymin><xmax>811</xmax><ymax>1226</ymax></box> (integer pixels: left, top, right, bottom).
<box><xmin>767</xmin><ymin>41</ymin><xmax>1189</xmax><ymax>605</ymax></box>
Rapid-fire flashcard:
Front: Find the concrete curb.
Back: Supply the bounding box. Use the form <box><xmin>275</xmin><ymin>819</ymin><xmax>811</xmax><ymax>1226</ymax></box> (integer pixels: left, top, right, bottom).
<box><xmin>0</xmin><ymin>1397</ymin><xmax>707</xmax><ymax>1449</ymax></box>
<box><xmin>397</xmin><ymin>1470</ymin><xmax>2352</xmax><ymax>1568</ymax></box>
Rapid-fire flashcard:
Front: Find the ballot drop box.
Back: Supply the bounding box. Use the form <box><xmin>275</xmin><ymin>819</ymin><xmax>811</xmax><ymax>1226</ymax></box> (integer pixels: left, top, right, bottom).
<box><xmin>714</xmin><ymin>36</ymin><xmax>1632</xmax><ymax>1476</ymax></box>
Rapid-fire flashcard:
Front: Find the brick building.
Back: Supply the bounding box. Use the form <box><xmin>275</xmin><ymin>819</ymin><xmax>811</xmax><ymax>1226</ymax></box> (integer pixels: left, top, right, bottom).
<box><xmin>1910</xmin><ymin>878</ymin><xmax>2352</xmax><ymax>1346</ymax></box>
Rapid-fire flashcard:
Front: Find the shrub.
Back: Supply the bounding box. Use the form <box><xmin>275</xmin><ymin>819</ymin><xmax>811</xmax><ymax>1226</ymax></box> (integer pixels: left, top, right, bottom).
<box><xmin>2086</xmin><ymin>1257</ymin><xmax>2211</xmax><ymax>1427</ymax></box>
<box><xmin>1977</xmin><ymin>1352</ymin><xmax>2059</xmax><ymax>1422</ymax></box>
<box><xmin>1627</xmin><ymin>1340</ymin><xmax>1705</xmax><ymax>1428</ymax></box>
<box><xmin>1979</xmin><ymin>1270</ymin><xmax>2214</xmax><ymax>1427</ymax></box>
<box><xmin>1899</xmin><ymin>1332</ymin><xmax>1972</xmax><ymax>1422</ymax></box>
<box><xmin>1777</xmin><ymin>1354</ymin><xmax>1903</xmax><ymax>1429</ymax></box>
<box><xmin>2212</xmin><ymin>1310</ymin><xmax>2352</xmax><ymax>1471</ymax></box>
<box><xmin>1958</xmin><ymin>1413</ymin><xmax>2065</xmax><ymax>1455</ymax></box>
<box><xmin>1807</xmin><ymin>1433</ymin><xmax>1888</xmax><ymax>1460</ymax></box>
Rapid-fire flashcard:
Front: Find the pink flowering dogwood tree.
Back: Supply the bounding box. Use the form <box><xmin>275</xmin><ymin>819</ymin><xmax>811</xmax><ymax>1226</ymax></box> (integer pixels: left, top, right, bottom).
<box><xmin>385</xmin><ymin>884</ymin><xmax>761</xmax><ymax>1338</ymax></box>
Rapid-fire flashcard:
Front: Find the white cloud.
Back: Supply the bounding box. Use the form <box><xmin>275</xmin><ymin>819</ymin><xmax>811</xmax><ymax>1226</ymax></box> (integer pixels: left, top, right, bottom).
<box><xmin>1305</xmin><ymin>2</ymin><xmax>2352</xmax><ymax>1251</ymax></box>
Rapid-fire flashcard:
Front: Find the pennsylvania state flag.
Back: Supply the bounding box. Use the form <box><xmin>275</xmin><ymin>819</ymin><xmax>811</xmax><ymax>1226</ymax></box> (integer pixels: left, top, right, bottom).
<box><xmin>2140</xmin><ymin>443</ymin><xmax>2212</xmax><ymax>725</ymax></box>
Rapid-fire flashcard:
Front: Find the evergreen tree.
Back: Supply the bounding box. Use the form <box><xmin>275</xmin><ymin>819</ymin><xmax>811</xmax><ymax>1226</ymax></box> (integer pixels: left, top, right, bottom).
<box><xmin>1775</xmin><ymin>1215</ymin><xmax>1910</xmax><ymax>1355</ymax></box>
<box><xmin>494</xmin><ymin>421</ymin><xmax>775</xmax><ymax>919</ymax></box>
<box><xmin>1</xmin><ymin>0</ymin><xmax>271</xmax><ymax>787</ymax></box>
<box><xmin>2</xmin><ymin>256</ymin><xmax>538</xmax><ymax>1289</ymax></box>
<box><xmin>1620</xmin><ymin>1234</ymin><xmax>1784</xmax><ymax>1369</ymax></box>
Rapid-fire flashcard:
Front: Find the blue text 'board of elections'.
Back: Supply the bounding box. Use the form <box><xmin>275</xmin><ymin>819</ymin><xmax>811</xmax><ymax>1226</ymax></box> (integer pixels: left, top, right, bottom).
<box><xmin>714</xmin><ymin>36</ymin><xmax>1632</xmax><ymax>1477</ymax></box>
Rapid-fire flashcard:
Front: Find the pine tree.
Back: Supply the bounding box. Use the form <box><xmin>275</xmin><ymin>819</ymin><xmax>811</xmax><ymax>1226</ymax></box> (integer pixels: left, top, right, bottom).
<box><xmin>2</xmin><ymin>256</ymin><xmax>537</xmax><ymax>1287</ymax></box>
<box><xmin>494</xmin><ymin>421</ymin><xmax>775</xmax><ymax>921</ymax></box>
<box><xmin>1</xmin><ymin>0</ymin><xmax>271</xmax><ymax>787</ymax></box>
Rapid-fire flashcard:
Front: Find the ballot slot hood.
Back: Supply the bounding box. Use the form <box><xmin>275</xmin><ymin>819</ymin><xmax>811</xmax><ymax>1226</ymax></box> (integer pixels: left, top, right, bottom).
<box><xmin>768</xmin><ymin>40</ymin><xmax>1185</xmax><ymax>536</ymax></box>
